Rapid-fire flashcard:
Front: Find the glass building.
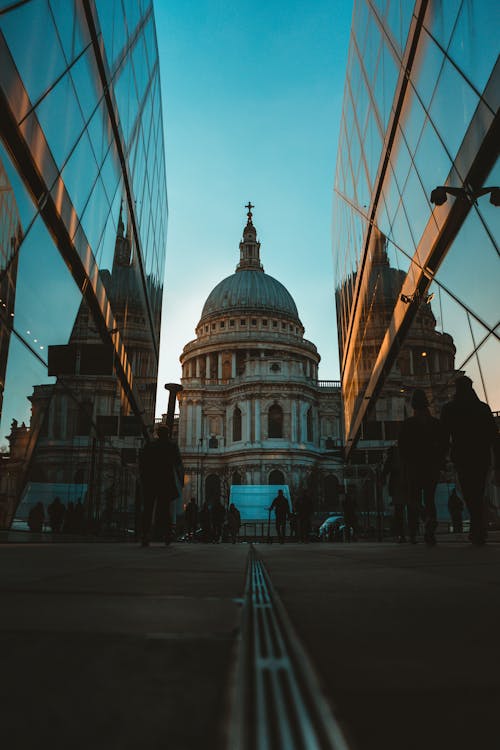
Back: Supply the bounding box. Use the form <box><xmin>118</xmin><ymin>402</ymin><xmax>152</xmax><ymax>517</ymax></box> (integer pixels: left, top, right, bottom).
<box><xmin>0</xmin><ymin>1</ymin><xmax>167</xmax><ymax>531</ymax></box>
<box><xmin>333</xmin><ymin>0</ymin><xmax>499</xmax><ymax>458</ymax></box>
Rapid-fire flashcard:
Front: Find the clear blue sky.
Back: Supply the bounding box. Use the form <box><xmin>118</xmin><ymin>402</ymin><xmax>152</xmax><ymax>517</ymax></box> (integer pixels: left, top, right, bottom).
<box><xmin>153</xmin><ymin>1</ymin><xmax>353</xmax><ymax>415</ymax></box>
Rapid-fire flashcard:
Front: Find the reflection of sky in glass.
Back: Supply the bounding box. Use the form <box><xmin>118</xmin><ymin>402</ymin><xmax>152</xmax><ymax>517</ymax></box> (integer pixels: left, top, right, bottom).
<box><xmin>436</xmin><ymin>209</ymin><xmax>499</xmax><ymax>331</ymax></box>
<box><xmin>0</xmin><ymin>336</ymin><xmax>54</xmax><ymax>446</ymax></box>
<box><xmin>12</xmin><ymin>217</ymin><xmax>82</xmax><ymax>355</ymax></box>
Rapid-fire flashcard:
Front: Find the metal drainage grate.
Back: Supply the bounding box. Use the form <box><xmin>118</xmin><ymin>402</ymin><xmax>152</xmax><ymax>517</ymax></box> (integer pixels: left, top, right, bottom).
<box><xmin>228</xmin><ymin>548</ymin><xmax>350</xmax><ymax>750</ymax></box>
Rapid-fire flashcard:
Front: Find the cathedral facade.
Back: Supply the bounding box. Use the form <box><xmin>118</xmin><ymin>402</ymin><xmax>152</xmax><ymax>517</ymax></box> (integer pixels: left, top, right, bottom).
<box><xmin>177</xmin><ymin>207</ymin><xmax>344</xmax><ymax>510</ymax></box>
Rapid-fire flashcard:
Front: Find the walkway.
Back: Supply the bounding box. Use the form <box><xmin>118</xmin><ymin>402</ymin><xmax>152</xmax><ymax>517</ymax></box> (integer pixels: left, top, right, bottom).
<box><xmin>1</xmin><ymin>540</ymin><xmax>499</xmax><ymax>749</ymax></box>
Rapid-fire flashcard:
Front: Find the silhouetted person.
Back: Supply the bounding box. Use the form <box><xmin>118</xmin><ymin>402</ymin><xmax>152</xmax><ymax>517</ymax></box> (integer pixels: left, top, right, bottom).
<box><xmin>295</xmin><ymin>491</ymin><xmax>313</xmax><ymax>542</ymax></box>
<box><xmin>441</xmin><ymin>376</ymin><xmax>499</xmax><ymax>545</ymax></box>
<box><xmin>270</xmin><ymin>490</ymin><xmax>289</xmax><ymax>543</ymax></box>
<box><xmin>211</xmin><ymin>498</ymin><xmax>226</xmax><ymax>543</ymax></box>
<box><xmin>227</xmin><ymin>503</ymin><xmax>241</xmax><ymax>544</ymax></box>
<box><xmin>383</xmin><ymin>445</ymin><xmax>408</xmax><ymax>542</ymax></box>
<box><xmin>28</xmin><ymin>502</ymin><xmax>44</xmax><ymax>533</ymax></box>
<box><xmin>184</xmin><ymin>498</ymin><xmax>198</xmax><ymax>540</ymax></box>
<box><xmin>48</xmin><ymin>497</ymin><xmax>65</xmax><ymax>533</ymax></box>
<box><xmin>139</xmin><ymin>426</ymin><xmax>184</xmax><ymax>546</ymax></box>
<box><xmin>199</xmin><ymin>501</ymin><xmax>212</xmax><ymax>542</ymax></box>
<box><xmin>398</xmin><ymin>389</ymin><xmax>447</xmax><ymax>546</ymax></box>
<box><xmin>63</xmin><ymin>502</ymin><xmax>75</xmax><ymax>533</ymax></box>
<box><xmin>447</xmin><ymin>488</ymin><xmax>464</xmax><ymax>533</ymax></box>
<box><xmin>342</xmin><ymin>493</ymin><xmax>358</xmax><ymax>541</ymax></box>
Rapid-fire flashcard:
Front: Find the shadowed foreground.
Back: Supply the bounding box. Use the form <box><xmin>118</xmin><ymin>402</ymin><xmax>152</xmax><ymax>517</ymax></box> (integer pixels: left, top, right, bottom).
<box><xmin>1</xmin><ymin>540</ymin><xmax>499</xmax><ymax>749</ymax></box>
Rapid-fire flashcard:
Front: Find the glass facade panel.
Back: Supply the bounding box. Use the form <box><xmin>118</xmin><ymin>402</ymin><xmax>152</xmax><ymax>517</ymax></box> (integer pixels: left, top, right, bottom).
<box><xmin>1</xmin><ymin>0</ymin><xmax>67</xmax><ymax>104</ymax></box>
<box><xmin>333</xmin><ymin>0</ymin><xmax>499</xmax><ymax>458</ymax></box>
<box><xmin>0</xmin><ymin>2</ymin><xmax>167</xmax><ymax>532</ymax></box>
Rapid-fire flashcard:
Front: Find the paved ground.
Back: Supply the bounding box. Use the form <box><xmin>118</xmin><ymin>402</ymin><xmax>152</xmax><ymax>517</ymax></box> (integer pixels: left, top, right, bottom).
<box><xmin>1</xmin><ymin>538</ymin><xmax>499</xmax><ymax>749</ymax></box>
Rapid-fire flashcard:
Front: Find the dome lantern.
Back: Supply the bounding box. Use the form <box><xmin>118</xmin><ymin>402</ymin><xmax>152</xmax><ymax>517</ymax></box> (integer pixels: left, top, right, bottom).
<box><xmin>237</xmin><ymin>201</ymin><xmax>263</xmax><ymax>272</ymax></box>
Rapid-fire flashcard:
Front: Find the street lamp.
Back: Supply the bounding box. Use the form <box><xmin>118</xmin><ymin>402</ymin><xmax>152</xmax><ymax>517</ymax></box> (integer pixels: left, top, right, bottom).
<box><xmin>430</xmin><ymin>185</ymin><xmax>500</xmax><ymax>207</ymax></box>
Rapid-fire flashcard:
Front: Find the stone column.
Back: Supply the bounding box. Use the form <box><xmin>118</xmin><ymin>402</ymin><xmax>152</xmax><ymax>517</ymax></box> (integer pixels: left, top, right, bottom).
<box><xmin>195</xmin><ymin>403</ymin><xmax>202</xmax><ymax>444</ymax></box>
<box><xmin>186</xmin><ymin>403</ymin><xmax>193</xmax><ymax>447</ymax></box>
<box><xmin>245</xmin><ymin>400</ymin><xmax>252</xmax><ymax>443</ymax></box>
<box><xmin>255</xmin><ymin>399</ymin><xmax>261</xmax><ymax>442</ymax></box>
<box><xmin>206</xmin><ymin>354</ymin><xmax>211</xmax><ymax>379</ymax></box>
<box><xmin>218</xmin><ymin>352</ymin><xmax>222</xmax><ymax>379</ymax></box>
<box><xmin>195</xmin><ymin>358</ymin><xmax>200</xmax><ymax>378</ymax></box>
<box><xmin>231</xmin><ymin>352</ymin><xmax>237</xmax><ymax>378</ymax></box>
<box><xmin>291</xmin><ymin>399</ymin><xmax>297</xmax><ymax>442</ymax></box>
<box><xmin>300</xmin><ymin>403</ymin><xmax>307</xmax><ymax>442</ymax></box>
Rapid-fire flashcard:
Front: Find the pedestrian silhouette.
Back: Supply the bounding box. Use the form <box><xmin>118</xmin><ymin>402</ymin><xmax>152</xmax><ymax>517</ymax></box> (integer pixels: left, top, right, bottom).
<box><xmin>28</xmin><ymin>502</ymin><xmax>44</xmax><ymax>532</ymax></box>
<box><xmin>63</xmin><ymin>502</ymin><xmax>75</xmax><ymax>533</ymax></box>
<box><xmin>184</xmin><ymin>497</ymin><xmax>198</xmax><ymax>541</ymax></box>
<box><xmin>398</xmin><ymin>389</ymin><xmax>447</xmax><ymax>546</ymax></box>
<box><xmin>441</xmin><ymin>376</ymin><xmax>498</xmax><ymax>545</ymax></box>
<box><xmin>199</xmin><ymin>501</ymin><xmax>212</xmax><ymax>542</ymax></box>
<box><xmin>227</xmin><ymin>503</ymin><xmax>241</xmax><ymax>544</ymax></box>
<box><xmin>342</xmin><ymin>492</ymin><xmax>358</xmax><ymax>542</ymax></box>
<box><xmin>47</xmin><ymin>496</ymin><xmax>65</xmax><ymax>533</ymax></box>
<box><xmin>138</xmin><ymin>426</ymin><xmax>184</xmax><ymax>546</ymax></box>
<box><xmin>447</xmin><ymin>487</ymin><xmax>464</xmax><ymax>533</ymax></box>
<box><xmin>211</xmin><ymin>498</ymin><xmax>226</xmax><ymax>543</ymax></box>
<box><xmin>270</xmin><ymin>489</ymin><xmax>289</xmax><ymax>543</ymax></box>
<box><xmin>382</xmin><ymin>444</ymin><xmax>408</xmax><ymax>542</ymax></box>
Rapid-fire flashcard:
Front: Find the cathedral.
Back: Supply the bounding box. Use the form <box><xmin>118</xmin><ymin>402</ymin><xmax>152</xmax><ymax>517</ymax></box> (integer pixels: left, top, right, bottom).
<box><xmin>177</xmin><ymin>205</ymin><xmax>344</xmax><ymax>511</ymax></box>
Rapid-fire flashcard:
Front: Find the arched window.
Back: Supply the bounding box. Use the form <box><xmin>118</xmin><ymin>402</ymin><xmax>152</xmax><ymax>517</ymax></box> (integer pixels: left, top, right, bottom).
<box><xmin>268</xmin><ymin>403</ymin><xmax>283</xmax><ymax>438</ymax></box>
<box><xmin>233</xmin><ymin>406</ymin><xmax>242</xmax><ymax>442</ymax></box>
<box><xmin>269</xmin><ymin>469</ymin><xmax>285</xmax><ymax>485</ymax></box>
<box><xmin>205</xmin><ymin>474</ymin><xmax>221</xmax><ymax>503</ymax></box>
<box><xmin>232</xmin><ymin>471</ymin><xmax>242</xmax><ymax>485</ymax></box>
<box><xmin>306</xmin><ymin>407</ymin><xmax>313</xmax><ymax>442</ymax></box>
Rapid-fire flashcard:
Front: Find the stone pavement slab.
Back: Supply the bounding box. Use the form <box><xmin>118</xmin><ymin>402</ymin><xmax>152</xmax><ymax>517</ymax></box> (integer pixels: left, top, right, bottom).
<box><xmin>258</xmin><ymin>541</ymin><xmax>500</xmax><ymax>750</ymax></box>
<box><xmin>0</xmin><ymin>542</ymin><xmax>248</xmax><ymax>750</ymax></box>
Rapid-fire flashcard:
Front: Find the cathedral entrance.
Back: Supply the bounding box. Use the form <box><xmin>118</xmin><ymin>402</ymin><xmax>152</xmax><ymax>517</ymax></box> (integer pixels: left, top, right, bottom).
<box><xmin>268</xmin><ymin>469</ymin><xmax>285</xmax><ymax>485</ymax></box>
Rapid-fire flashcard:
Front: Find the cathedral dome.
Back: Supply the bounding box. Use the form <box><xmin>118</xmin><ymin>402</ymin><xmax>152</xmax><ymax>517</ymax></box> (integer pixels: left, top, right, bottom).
<box><xmin>199</xmin><ymin>204</ymin><xmax>301</xmax><ymax>325</ymax></box>
<box><xmin>200</xmin><ymin>269</ymin><xmax>300</xmax><ymax>322</ymax></box>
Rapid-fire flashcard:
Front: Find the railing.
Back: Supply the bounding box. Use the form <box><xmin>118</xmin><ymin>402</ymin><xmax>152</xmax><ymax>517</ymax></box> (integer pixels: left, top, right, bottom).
<box><xmin>316</xmin><ymin>380</ymin><xmax>341</xmax><ymax>389</ymax></box>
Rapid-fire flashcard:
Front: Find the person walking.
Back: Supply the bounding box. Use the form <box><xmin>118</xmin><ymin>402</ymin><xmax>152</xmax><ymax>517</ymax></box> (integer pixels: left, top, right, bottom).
<box><xmin>447</xmin><ymin>487</ymin><xmax>464</xmax><ymax>534</ymax></box>
<box><xmin>199</xmin><ymin>501</ymin><xmax>212</xmax><ymax>542</ymax></box>
<box><xmin>342</xmin><ymin>493</ymin><xmax>358</xmax><ymax>542</ymax></box>
<box><xmin>398</xmin><ymin>389</ymin><xmax>447</xmax><ymax>546</ymax></box>
<box><xmin>269</xmin><ymin>489</ymin><xmax>289</xmax><ymax>543</ymax></box>
<box><xmin>184</xmin><ymin>497</ymin><xmax>199</xmax><ymax>541</ymax></box>
<box><xmin>382</xmin><ymin>445</ymin><xmax>408</xmax><ymax>542</ymax></box>
<box><xmin>441</xmin><ymin>376</ymin><xmax>499</xmax><ymax>545</ymax></box>
<box><xmin>28</xmin><ymin>502</ymin><xmax>44</xmax><ymax>533</ymax></box>
<box><xmin>47</xmin><ymin>497</ymin><xmax>65</xmax><ymax>533</ymax></box>
<box><xmin>138</xmin><ymin>426</ymin><xmax>184</xmax><ymax>546</ymax></box>
<box><xmin>227</xmin><ymin>503</ymin><xmax>241</xmax><ymax>544</ymax></box>
<box><xmin>211</xmin><ymin>498</ymin><xmax>226</xmax><ymax>543</ymax></box>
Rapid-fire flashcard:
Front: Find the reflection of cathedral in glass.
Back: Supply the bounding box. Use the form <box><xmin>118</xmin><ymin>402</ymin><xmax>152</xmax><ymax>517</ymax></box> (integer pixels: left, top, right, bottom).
<box><xmin>337</xmin><ymin>229</ymin><xmax>459</xmax><ymax>456</ymax></box>
<box><xmin>6</xmin><ymin>209</ymin><xmax>161</xmax><ymax>527</ymax></box>
<box><xmin>0</xmin><ymin>1</ymin><xmax>167</xmax><ymax>530</ymax></box>
<box><xmin>336</xmin><ymin>229</ymin><xmax>459</xmax><ymax>452</ymax></box>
